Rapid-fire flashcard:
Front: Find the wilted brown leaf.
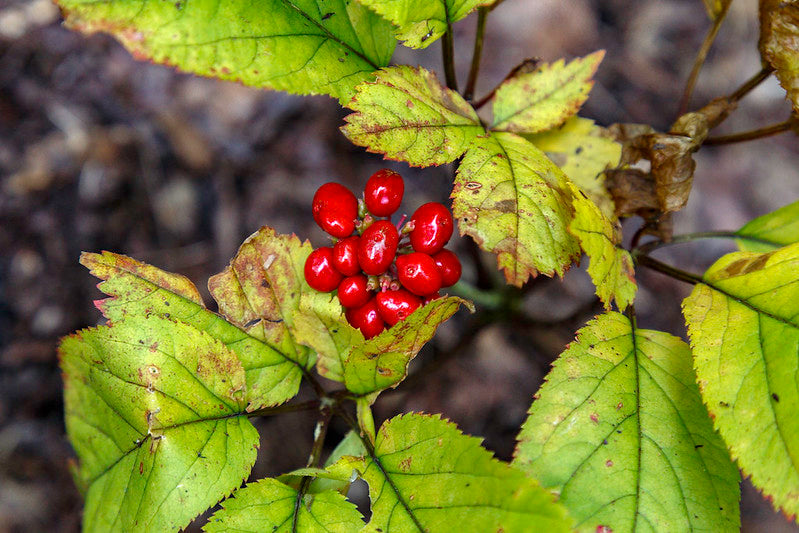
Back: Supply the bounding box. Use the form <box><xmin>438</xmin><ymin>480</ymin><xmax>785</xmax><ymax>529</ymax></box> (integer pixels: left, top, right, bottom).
<box><xmin>759</xmin><ymin>0</ymin><xmax>799</xmax><ymax>112</ymax></box>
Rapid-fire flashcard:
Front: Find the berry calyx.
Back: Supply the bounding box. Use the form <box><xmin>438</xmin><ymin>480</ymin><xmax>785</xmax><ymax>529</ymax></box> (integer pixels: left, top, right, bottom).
<box><xmin>345</xmin><ymin>297</ymin><xmax>385</xmax><ymax>339</ymax></box>
<box><xmin>337</xmin><ymin>275</ymin><xmax>371</xmax><ymax>309</ymax></box>
<box><xmin>332</xmin><ymin>236</ymin><xmax>361</xmax><ymax>276</ymax></box>
<box><xmin>396</xmin><ymin>252</ymin><xmax>442</xmax><ymax>296</ymax></box>
<box><xmin>432</xmin><ymin>249</ymin><xmax>462</xmax><ymax>287</ymax></box>
<box><xmin>304</xmin><ymin>247</ymin><xmax>343</xmax><ymax>292</ymax></box>
<box><xmin>358</xmin><ymin>220</ymin><xmax>399</xmax><ymax>276</ymax></box>
<box><xmin>376</xmin><ymin>288</ymin><xmax>422</xmax><ymax>326</ymax></box>
<box><xmin>312</xmin><ymin>182</ymin><xmax>358</xmax><ymax>238</ymax></box>
<box><xmin>409</xmin><ymin>202</ymin><xmax>453</xmax><ymax>254</ymax></box>
<box><xmin>364</xmin><ymin>169</ymin><xmax>404</xmax><ymax>217</ymax></box>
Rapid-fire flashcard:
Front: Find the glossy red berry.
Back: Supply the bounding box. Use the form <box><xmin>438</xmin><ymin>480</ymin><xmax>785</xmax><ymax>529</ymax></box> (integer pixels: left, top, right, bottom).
<box><xmin>332</xmin><ymin>236</ymin><xmax>360</xmax><ymax>276</ymax></box>
<box><xmin>396</xmin><ymin>252</ymin><xmax>442</xmax><ymax>296</ymax></box>
<box><xmin>422</xmin><ymin>292</ymin><xmax>441</xmax><ymax>305</ymax></box>
<box><xmin>345</xmin><ymin>297</ymin><xmax>385</xmax><ymax>339</ymax></box>
<box><xmin>409</xmin><ymin>202</ymin><xmax>453</xmax><ymax>254</ymax></box>
<box><xmin>312</xmin><ymin>182</ymin><xmax>358</xmax><ymax>238</ymax></box>
<box><xmin>358</xmin><ymin>220</ymin><xmax>399</xmax><ymax>276</ymax></box>
<box><xmin>432</xmin><ymin>249</ymin><xmax>461</xmax><ymax>287</ymax></box>
<box><xmin>337</xmin><ymin>275</ymin><xmax>371</xmax><ymax>309</ymax></box>
<box><xmin>364</xmin><ymin>169</ymin><xmax>404</xmax><ymax>217</ymax></box>
<box><xmin>375</xmin><ymin>288</ymin><xmax>422</xmax><ymax>326</ymax></box>
<box><xmin>304</xmin><ymin>247</ymin><xmax>343</xmax><ymax>292</ymax></box>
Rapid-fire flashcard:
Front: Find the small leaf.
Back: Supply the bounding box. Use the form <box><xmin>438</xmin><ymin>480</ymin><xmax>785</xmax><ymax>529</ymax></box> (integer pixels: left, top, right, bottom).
<box><xmin>514</xmin><ymin>312</ymin><xmax>740</xmax><ymax>532</ymax></box>
<box><xmin>359</xmin><ymin>0</ymin><xmax>497</xmax><ymax>49</ymax></box>
<box><xmin>737</xmin><ymin>199</ymin><xmax>799</xmax><ymax>252</ymax></box>
<box><xmin>568</xmin><ymin>185</ymin><xmax>637</xmax><ymax>310</ymax></box>
<box><xmin>204</xmin><ymin>478</ymin><xmax>364</xmax><ymax>532</ymax></box>
<box><xmin>452</xmin><ymin>131</ymin><xmax>581</xmax><ymax>286</ymax></box>
<box><xmin>56</xmin><ymin>0</ymin><xmax>396</xmax><ymax>103</ymax></box>
<box><xmin>760</xmin><ymin>0</ymin><xmax>799</xmax><ymax>112</ymax></box>
<box><xmin>330</xmin><ymin>413</ymin><xmax>573</xmax><ymax>532</ymax></box>
<box><xmin>341</xmin><ymin>66</ymin><xmax>485</xmax><ymax>166</ymax></box>
<box><xmin>526</xmin><ymin>116</ymin><xmax>621</xmax><ymax>219</ymax></box>
<box><xmin>683</xmin><ymin>243</ymin><xmax>799</xmax><ymax>519</ymax></box>
<box><xmin>344</xmin><ymin>296</ymin><xmax>471</xmax><ymax>395</ymax></box>
<box><xmin>60</xmin><ymin>315</ymin><xmax>259</xmax><ymax>533</ymax></box>
<box><xmin>81</xmin><ymin>251</ymin><xmax>302</xmax><ymax>410</ymax></box>
<box><xmin>491</xmin><ymin>51</ymin><xmax>605</xmax><ymax>133</ymax></box>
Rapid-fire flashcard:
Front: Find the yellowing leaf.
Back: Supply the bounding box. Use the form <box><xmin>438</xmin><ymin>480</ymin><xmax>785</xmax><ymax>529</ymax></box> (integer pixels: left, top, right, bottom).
<box><xmin>737</xmin><ymin>199</ymin><xmax>799</xmax><ymax>252</ymax></box>
<box><xmin>514</xmin><ymin>312</ymin><xmax>740</xmax><ymax>532</ymax></box>
<box><xmin>341</xmin><ymin>66</ymin><xmax>485</xmax><ymax>166</ymax></box>
<box><xmin>452</xmin><ymin>131</ymin><xmax>581</xmax><ymax>286</ymax></box>
<box><xmin>56</xmin><ymin>0</ymin><xmax>396</xmax><ymax>103</ymax></box>
<box><xmin>760</xmin><ymin>0</ymin><xmax>799</xmax><ymax>112</ymax></box>
<box><xmin>60</xmin><ymin>316</ymin><xmax>259</xmax><ymax>532</ymax></box>
<box><xmin>683</xmin><ymin>243</ymin><xmax>799</xmax><ymax>518</ymax></box>
<box><xmin>81</xmin><ymin>251</ymin><xmax>303</xmax><ymax>410</ymax></box>
<box><xmin>359</xmin><ymin>0</ymin><xmax>497</xmax><ymax>49</ymax></box>
<box><xmin>330</xmin><ymin>413</ymin><xmax>573</xmax><ymax>532</ymax></box>
<box><xmin>568</xmin><ymin>185</ymin><xmax>636</xmax><ymax>310</ymax></box>
<box><xmin>491</xmin><ymin>51</ymin><xmax>605</xmax><ymax>133</ymax></box>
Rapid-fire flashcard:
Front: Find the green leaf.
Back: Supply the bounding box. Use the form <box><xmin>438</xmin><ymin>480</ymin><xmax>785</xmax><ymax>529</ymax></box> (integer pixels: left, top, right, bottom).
<box><xmin>56</xmin><ymin>0</ymin><xmax>395</xmax><ymax>103</ymax></box>
<box><xmin>568</xmin><ymin>184</ymin><xmax>637</xmax><ymax>310</ymax></box>
<box><xmin>491</xmin><ymin>52</ymin><xmax>605</xmax><ymax>133</ymax></box>
<box><xmin>514</xmin><ymin>312</ymin><xmax>740</xmax><ymax>532</ymax></box>
<box><xmin>60</xmin><ymin>315</ymin><xmax>259</xmax><ymax>532</ymax></box>
<box><xmin>736</xmin><ymin>199</ymin><xmax>799</xmax><ymax>252</ymax></box>
<box><xmin>759</xmin><ymin>0</ymin><xmax>799</xmax><ymax>112</ymax></box>
<box><xmin>330</xmin><ymin>413</ymin><xmax>573</xmax><ymax>532</ymax></box>
<box><xmin>526</xmin><ymin>116</ymin><xmax>620</xmax><ymax>219</ymax></box>
<box><xmin>344</xmin><ymin>296</ymin><xmax>472</xmax><ymax>395</ymax></box>
<box><xmin>683</xmin><ymin>243</ymin><xmax>799</xmax><ymax>519</ymax></box>
<box><xmin>452</xmin><ymin>131</ymin><xmax>581</xmax><ymax>286</ymax></box>
<box><xmin>359</xmin><ymin>0</ymin><xmax>496</xmax><ymax>49</ymax></box>
<box><xmin>204</xmin><ymin>478</ymin><xmax>364</xmax><ymax>532</ymax></box>
<box><xmin>81</xmin><ymin>251</ymin><xmax>303</xmax><ymax>410</ymax></box>
<box><xmin>341</xmin><ymin>66</ymin><xmax>485</xmax><ymax>166</ymax></box>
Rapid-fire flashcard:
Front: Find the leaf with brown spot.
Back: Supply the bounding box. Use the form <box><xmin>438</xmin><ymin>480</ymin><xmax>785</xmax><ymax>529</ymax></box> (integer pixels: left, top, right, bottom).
<box><xmin>760</xmin><ymin>0</ymin><xmax>799</xmax><ymax>112</ymax></box>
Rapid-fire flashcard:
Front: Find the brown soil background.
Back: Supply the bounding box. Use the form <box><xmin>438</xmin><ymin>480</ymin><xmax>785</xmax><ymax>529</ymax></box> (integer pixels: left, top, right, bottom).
<box><xmin>1</xmin><ymin>0</ymin><xmax>798</xmax><ymax>531</ymax></box>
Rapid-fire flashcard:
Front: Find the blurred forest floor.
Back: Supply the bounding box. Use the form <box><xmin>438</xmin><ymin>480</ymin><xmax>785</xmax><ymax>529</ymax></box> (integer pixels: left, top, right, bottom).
<box><xmin>1</xmin><ymin>0</ymin><xmax>798</xmax><ymax>531</ymax></box>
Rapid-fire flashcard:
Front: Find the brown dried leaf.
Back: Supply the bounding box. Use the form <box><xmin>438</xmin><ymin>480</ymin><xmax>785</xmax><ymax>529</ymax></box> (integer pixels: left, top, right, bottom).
<box><xmin>759</xmin><ymin>0</ymin><xmax>799</xmax><ymax>112</ymax></box>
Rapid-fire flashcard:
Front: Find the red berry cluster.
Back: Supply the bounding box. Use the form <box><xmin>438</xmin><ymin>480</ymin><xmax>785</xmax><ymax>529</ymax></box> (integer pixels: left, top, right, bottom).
<box><xmin>304</xmin><ymin>169</ymin><xmax>462</xmax><ymax>339</ymax></box>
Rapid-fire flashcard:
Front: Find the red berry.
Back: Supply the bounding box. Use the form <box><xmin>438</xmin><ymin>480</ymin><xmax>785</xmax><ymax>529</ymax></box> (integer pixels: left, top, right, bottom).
<box><xmin>422</xmin><ymin>292</ymin><xmax>441</xmax><ymax>304</ymax></box>
<box><xmin>338</xmin><ymin>275</ymin><xmax>371</xmax><ymax>309</ymax></box>
<box><xmin>312</xmin><ymin>183</ymin><xmax>358</xmax><ymax>238</ymax></box>
<box><xmin>358</xmin><ymin>220</ymin><xmax>399</xmax><ymax>276</ymax></box>
<box><xmin>409</xmin><ymin>202</ymin><xmax>453</xmax><ymax>254</ymax></box>
<box><xmin>396</xmin><ymin>252</ymin><xmax>442</xmax><ymax>296</ymax></box>
<box><xmin>432</xmin><ymin>249</ymin><xmax>461</xmax><ymax>287</ymax></box>
<box><xmin>375</xmin><ymin>289</ymin><xmax>422</xmax><ymax>326</ymax></box>
<box><xmin>332</xmin><ymin>236</ymin><xmax>360</xmax><ymax>276</ymax></box>
<box><xmin>345</xmin><ymin>297</ymin><xmax>385</xmax><ymax>339</ymax></box>
<box><xmin>364</xmin><ymin>169</ymin><xmax>404</xmax><ymax>217</ymax></box>
<box><xmin>304</xmin><ymin>247</ymin><xmax>343</xmax><ymax>292</ymax></box>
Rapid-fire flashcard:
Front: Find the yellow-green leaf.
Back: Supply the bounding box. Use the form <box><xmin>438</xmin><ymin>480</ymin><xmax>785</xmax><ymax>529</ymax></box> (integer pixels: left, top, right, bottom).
<box><xmin>341</xmin><ymin>66</ymin><xmax>485</xmax><ymax>166</ymax></box>
<box><xmin>491</xmin><ymin>51</ymin><xmax>605</xmax><ymax>133</ymax></box>
<box><xmin>760</xmin><ymin>0</ymin><xmax>799</xmax><ymax>112</ymax></box>
<box><xmin>514</xmin><ymin>312</ymin><xmax>740</xmax><ymax>532</ymax></box>
<box><xmin>56</xmin><ymin>0</ymin><xmax>396</xmax><ymax>103</ymax></box>
<box><xmin>683</xmin><ymin>243</ymin><xmax>799</xmax><ymax>519</ymax></box>
<box><xmin>737</xmin><ymin>199</ymin><xmax>799</xmax><ymax>252</ymax></box>
<box><xmin>452</xmin><ymin>131</ymin><xmax>581</xmax><ymax>286</ymax></box>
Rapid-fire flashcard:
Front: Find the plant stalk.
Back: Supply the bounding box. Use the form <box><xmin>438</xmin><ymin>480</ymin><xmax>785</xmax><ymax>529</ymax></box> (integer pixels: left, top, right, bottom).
<box><xmin>292</xmin><ymin>406</ymin><xmax>332</xmax><ymax>533</ymax></box>
<box><xmin>729</xmin><ymin>66</ymin><xmax>774</xmax><ymax>103</ymax></box>
<box><xmin>464</xmin><ymin>7</ymin><xmax>488</xmax><ymax>101</ymax></box>
<box><xmin>635</xmin><ymin>254</ymin><xmax>703</xmax><ymax>286</ymax></box>
<box><xmin>632</xmin><ymin>231</ymin><xmax>783</xmax><ymax>256</ymax></box>
<box><xmin>442</xmin><ymin>7</ymin><xmax>458</xmax><ymax>91</ymax></box>
<box><xmin>704</xmin><ymin>118</ymin><xmax>794</xmax><ymax>145</ymax></box>
<box><xmin>247</xmin><ymin>399</ymin><xmax>321</xmax><ymax>418</ymax></box>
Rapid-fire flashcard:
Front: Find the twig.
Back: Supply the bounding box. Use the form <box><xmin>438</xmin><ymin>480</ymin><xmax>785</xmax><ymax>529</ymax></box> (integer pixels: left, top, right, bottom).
<box><xmin>704</xmin><ymin>118</ymin><xmax>794</xmax><ymax>145</ymax></box>
<box><xmin>635</xmin><ymin>254</ymin><xmax>703</xmax><ymax>286</ymax></box>
<box><xmin>728</xmin><ymin>66</ymin><xmax>774</xmax><ymax>103</ymax></box>
<box><xmin>292</xmin><ymin>405</ymin><xmax>332</xmax><ymax>533</ymax></box>
<box><xmin>442</xmin><ymin>5</ymin><xmax>458</xmax><ymax>91</ymax></box>
<box><xmin>632</xmin><ymin>231</ymin><xmax>783</xmax><ymax>256</ymax></box>
<box><xmin>464</xmin><ymin>7</ymin><xmax>488</xmax><ymax>101</ymax></box>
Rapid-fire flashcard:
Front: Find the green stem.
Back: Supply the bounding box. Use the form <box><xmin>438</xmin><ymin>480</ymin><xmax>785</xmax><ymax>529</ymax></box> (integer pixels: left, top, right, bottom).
<box><xmin>704</xmin><ymin>118</ymin><xmax>794</xmax><ymax>145</ymax></box>
<box><xmin>464</xmin><ymin>7</ymin><xmax>488</xmax><ymax>101</ymax></box>
<box><xmin>292</xmin><ymin>406</ymin><xmax>332</xmax><ymax>533</ymax></box>
<box><xmin>635</xmin><ymin>254</ymin><xmax>703</xmax><ymax>286</ymax></box>
<box><xmin>632</xmin><ymin>231</ymin><xmax>783</xmax><ymax>256</ymax></box>
<box><xmin>442</xmin><ymin>5</ymin><xmax>458</xmax><ymax>91</ymax></box>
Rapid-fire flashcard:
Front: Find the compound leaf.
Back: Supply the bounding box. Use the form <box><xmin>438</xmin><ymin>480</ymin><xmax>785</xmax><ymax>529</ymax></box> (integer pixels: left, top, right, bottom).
<box><xmin>514</xmin><ymin>312</ymin><xmax>740</xmax><ymax>532</ymax></box>
<box><xmin>683</xmin><ymin>243</ymin><xmax>799</xmax><ymax>518</ymax></box>
<box><xmin>568</xmin><ymin>185</ymin><xmax>636</xmax><ymax>310</ymax></box>
<box><xmin>452</xmin><ymin>131</ymin><xmax>581</xmax><ymax>286</ymax></box>
<box><xmin>60</xmin><ymin>315</ymin><xmax>259</xmax><ymax>533</ymax></box>
<box><xmin>56</xmin><ymin>0</ymin><xmax>396</xmax><ymax>103</ymax></box>
<box><xmin>81</xmin><ymin>251</ymin><xmax>302</xmax><ymax>410</ymax></box>
<box><xmin>760</xmin><ymin>0</ymin><xmax>799</xmax><ymax>112</ymax></box>
<box><xmin>203</xmin><ymin>478</ymin><xmax>364</xmax><ymax>532</ymax></box>
<box><xmin>359</xmin><ymin>0</ymin><xmax>496</xmax><ymax>49</ymax></box>
<box><xmin>736</xmin><ymin>199</ymin><xmax>799</xmax><ymax>252</ymax></box>
<box><xmin>491</xmin><ymin>51</ymin><xmax>605</xmax><ymax>134</ymax></box>
<box><xmin>330</xmin><ymin>413</ymin><xmax>573</xmax><ymax>532</ymax></box>
<box><xmin>341</xmin><ymin>66</ymin><xmax>485</xmax><ymax>166</ymax></box>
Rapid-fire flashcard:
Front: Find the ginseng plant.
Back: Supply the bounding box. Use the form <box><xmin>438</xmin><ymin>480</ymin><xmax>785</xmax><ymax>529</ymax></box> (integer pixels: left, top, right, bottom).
<box><xmin>55</xmin><ymin>0</ymin><xmax>799</xmax><ymax>531</ymax></box>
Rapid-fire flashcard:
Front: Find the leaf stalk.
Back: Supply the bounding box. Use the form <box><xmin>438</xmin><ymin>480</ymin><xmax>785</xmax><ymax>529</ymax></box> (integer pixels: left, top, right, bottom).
<box><xmin>704</xmin><ymin>118</ymin><xmax>795</xmax><ymax>145</ymax></box>
<box><xmin>464</xmin><ymin>7</ymin><xmax>488</xmax><ymax>101</ymax></box>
